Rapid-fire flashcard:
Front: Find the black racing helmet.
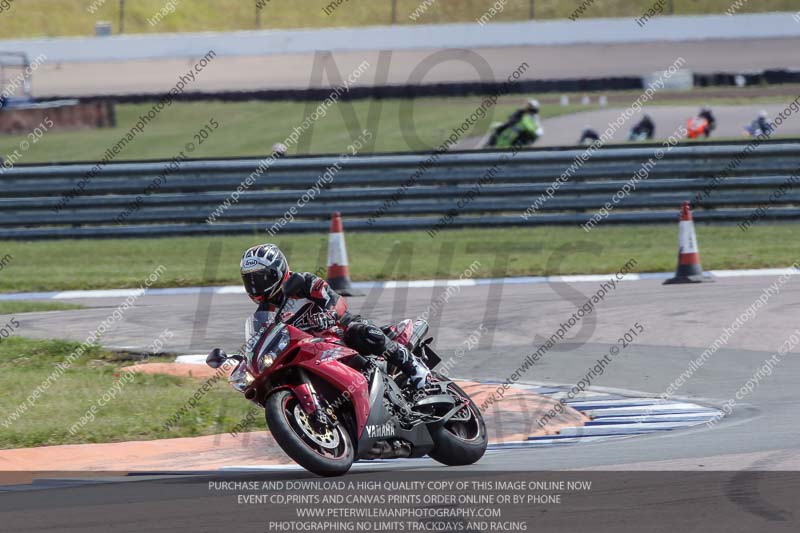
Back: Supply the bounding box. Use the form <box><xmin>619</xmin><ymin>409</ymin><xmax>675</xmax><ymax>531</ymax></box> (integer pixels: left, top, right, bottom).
<box><xmin>240</xmin><ymin>244</ymin><xmax>289</xmax><ymax>303</ymax></box>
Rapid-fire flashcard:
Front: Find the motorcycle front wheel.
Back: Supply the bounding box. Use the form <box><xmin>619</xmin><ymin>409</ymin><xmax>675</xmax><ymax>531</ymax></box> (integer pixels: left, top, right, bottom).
<box><xmin>265</xmin><ymin>389</ymin><xmax>354</xmax><ymax>477</ymax></box>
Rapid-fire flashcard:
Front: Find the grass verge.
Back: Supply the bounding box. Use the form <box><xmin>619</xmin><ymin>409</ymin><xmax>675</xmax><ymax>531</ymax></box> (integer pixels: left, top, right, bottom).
<box><xmin>1</xmin><ymin>224</ymin><xmax>798</xmax><ymax>293</ymax></box>
<box><xmin>0</xmin><ymin>99</ymin><xmax>589</xmax><ymax>164</ymax></box>
<box><xmin>0</xmin><ymin>301</ymin><xmax>84</xmax><ymax>314</ymax></box>
<box><xmin>2</xmin><ymin>94</ymin><xmax>795</xmax><ymax>165</ymax></box>
<box><xmin>0</xmin><ymin>337</ymin><xmax>258</xmax><ymax>449</ymax></box>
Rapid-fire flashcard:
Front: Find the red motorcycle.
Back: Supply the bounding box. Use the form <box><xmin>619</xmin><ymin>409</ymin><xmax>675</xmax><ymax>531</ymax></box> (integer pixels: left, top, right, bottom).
<box><xmin>206</xmin><ymin>280</ymin><xmax>487</xmax><ymax>477</ymax></box>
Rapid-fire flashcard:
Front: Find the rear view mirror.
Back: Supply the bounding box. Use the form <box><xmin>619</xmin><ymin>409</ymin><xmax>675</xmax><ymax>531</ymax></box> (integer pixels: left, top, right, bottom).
<box><xmin>206</xmin><ymin>348</ymin><xmax>228</xmax><ymax>369</ymax></box>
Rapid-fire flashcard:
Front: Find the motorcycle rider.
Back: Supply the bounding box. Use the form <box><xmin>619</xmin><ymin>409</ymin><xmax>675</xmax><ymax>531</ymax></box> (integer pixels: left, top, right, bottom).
<box><xmin>488</xmin><ymin>98</ymin><xmax>543</xmax><ymax>148</ymax></box>
<box><xmin>629</xmin><ymin>114</ymin><xmax>655</xmax><ymax>141</ymax></box>
<box><xmin>240</xmin><ymin>243</ymin><xmax>431</xmax><ymax>389</ymax></box>
<box><xmin>748</xmin><ymin>110</ymin><xmax>773</xmax><ymax>136</ymax></box>
<box><xmin>579</xmin><ymin>126</ymin><xmax>600</xmax><ymax>145</ymax></box>
<box><xmin>698</xmin><ymin>107</ymin><xmax>716</xmax><ymax>137</ymax></box>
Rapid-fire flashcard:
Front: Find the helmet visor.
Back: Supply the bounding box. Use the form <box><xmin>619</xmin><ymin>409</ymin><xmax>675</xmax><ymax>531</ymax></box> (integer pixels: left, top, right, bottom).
<box><xmin>242</xmin><ymin>269</ymin><xmax>282</xmax><ymax>299</ymax></box>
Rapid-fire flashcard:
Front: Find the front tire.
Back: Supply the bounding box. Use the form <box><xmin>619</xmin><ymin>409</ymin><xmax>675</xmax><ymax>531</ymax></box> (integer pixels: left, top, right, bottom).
<box><xmin>428</xmin><ymin>381</ymin><xmax>488</xmax><ymax>466</ymax></box>
<box><xmin>265</xmin><ymin>389</ymin><xmax>354</xmax><ymax>477</ymax></box>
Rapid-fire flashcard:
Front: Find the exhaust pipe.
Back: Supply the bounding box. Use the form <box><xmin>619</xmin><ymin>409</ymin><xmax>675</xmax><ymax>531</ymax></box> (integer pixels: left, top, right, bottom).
<box><xmin>367</xmin><ymin>440</ymin><xmax>412</xmax><ymax>459</ymax></box>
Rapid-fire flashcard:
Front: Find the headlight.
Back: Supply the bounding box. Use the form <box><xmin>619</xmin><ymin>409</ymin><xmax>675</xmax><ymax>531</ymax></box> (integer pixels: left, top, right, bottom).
<box><xmin>254</xmin><ymin>325</ymin><xmax>290</xmax><ymax>374</ymax></box>
<box><xmin>257</xmin><ymin>351</ymin><xmax>275</xmax><ymax>373</ymax></box>
<box><xmin>229</xmin><ymin>360</ymin><xmax>254</xmax><ymax>392</ymax></box>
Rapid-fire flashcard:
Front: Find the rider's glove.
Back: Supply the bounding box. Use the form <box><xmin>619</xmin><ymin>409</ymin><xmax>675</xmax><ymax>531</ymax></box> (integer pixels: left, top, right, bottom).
<box><xmin>308</xmin><ymin>312</ymin><xmax>336</xmax><ymax>331</ymax></box>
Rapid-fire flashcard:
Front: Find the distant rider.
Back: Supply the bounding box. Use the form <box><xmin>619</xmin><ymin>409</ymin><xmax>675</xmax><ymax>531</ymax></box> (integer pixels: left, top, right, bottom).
<box><xmin>628</xmin><ymin>114</ymin><xmax>655</xmax><ymax>141</ymax></box>
<box><xmin>698</xmin><ymin>107</ymin><xmax>716</xmax><ymax>137</ymax></box>
<box><xmin>687</xmin><ymin>107</ymin><xmax>716</xmax><ymax>139</ymax></box>
<box><xmin>748</xmin><ymin>110</ymin><xmax>773</xmax><ymax>136</ymax></box>
<box><xmin>488</xmin><ymin>99</ymin><xmax>543</xmax><ymax>148</ymax></box>
<box><xmin>579</xmin><ymin>126</ymin><xmax>600</xmax><ymax>145</ymax></box>
<box><xmin>240</xmin><ymin>244</ymin><xmax>431</xmax><ymax>389</ymax></box>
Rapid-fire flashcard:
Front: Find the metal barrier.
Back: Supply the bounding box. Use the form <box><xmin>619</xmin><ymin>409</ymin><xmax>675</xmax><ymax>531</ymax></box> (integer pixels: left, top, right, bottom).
<box><xmin>1</xmin><ymin>140</ymin><xmax>798</xmax><ymax>239</ymax></box>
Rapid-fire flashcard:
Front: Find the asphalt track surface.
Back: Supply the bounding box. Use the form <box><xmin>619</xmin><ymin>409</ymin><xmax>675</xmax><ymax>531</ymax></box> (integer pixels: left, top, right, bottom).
<box><xmin>3</xmin><ymin>273</ymin><xmax>800</xmax><ymax>530</ymax></box>
<box><xmin>30</xmin><ymin>38</ymin><xmax>800</xmax><ymax>97</ymax></box>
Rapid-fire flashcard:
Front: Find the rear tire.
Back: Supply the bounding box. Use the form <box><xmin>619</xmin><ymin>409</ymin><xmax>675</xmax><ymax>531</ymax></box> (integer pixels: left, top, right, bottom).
<box><xmin>265</xmin><ymin>389</ymin><xmax>354</xmax><ymax>477</ymax></box>
<box><xmin>428</xmin><ymin>382</ymin><xmax>488</xmax><ymax>466</ymax></box>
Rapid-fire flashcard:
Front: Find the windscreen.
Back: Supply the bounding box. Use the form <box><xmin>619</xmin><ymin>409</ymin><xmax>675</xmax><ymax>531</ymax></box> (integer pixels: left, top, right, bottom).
<box><xmin>244</xmin><ymin>310</ymin><xmax>273</xmax><ymax>356</ymax></box>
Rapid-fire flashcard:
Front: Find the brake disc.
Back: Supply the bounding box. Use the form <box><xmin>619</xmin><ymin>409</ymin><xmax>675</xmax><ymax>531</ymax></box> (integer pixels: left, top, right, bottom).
<box><xmin>293</xmin><ymin>404</ymin><xmax>340</xmax><ymax>449</ymax></box>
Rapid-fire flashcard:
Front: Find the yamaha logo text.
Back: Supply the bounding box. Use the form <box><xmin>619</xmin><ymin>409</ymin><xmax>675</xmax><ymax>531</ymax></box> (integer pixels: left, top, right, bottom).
<box><xmin>366</xmin><ymin>422</ymin><xmax>394</xmax><ymax>439</ymax></box>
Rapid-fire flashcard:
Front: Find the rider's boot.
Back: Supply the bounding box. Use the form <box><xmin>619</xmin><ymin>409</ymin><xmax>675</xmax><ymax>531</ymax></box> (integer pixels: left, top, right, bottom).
<box><xmin>384</xmin><ymin>340</ymin><xmax>430</xmax><ymax>389</ymax></box>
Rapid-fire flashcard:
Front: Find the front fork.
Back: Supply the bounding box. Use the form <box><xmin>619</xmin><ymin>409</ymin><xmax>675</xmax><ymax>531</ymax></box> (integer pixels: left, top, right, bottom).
<box><xmin>292</xmin><ymin>369</ymin><xmax>336</xmax><ymax>428</ymax></box>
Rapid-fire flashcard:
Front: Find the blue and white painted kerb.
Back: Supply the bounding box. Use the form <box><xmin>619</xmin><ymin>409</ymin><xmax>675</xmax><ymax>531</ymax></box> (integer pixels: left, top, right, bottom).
<box><xmin>488</xmin><ymin>383</ymin><xmax>723</xmax><ymax>450</ymax></box>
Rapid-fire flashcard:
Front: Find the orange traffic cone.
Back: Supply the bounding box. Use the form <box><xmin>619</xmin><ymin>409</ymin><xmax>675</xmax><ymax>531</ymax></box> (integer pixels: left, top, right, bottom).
<box><xmin>664</xmin><ymin>202</ymin><xmax>707</xmax><ymax>284</ymax></box>
<box><xmin>326</xmin><ymin>212</ymin><xmax>359</xmax><ymax>296</ymax></box>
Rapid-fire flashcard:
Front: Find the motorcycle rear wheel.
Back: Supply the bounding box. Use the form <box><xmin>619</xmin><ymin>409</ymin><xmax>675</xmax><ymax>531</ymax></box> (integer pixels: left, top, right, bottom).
<box><xmin>427</xmin><ymin>381</ymin><xmax>488</xmax><ymax>466</ymax></box>
<box><xmin>265</xmin><ymin>389</ymin><xmax>354</xmax><ymax>477</ymax></box>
